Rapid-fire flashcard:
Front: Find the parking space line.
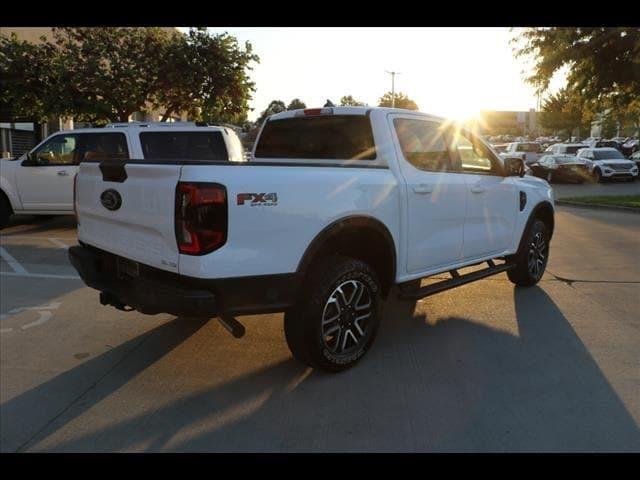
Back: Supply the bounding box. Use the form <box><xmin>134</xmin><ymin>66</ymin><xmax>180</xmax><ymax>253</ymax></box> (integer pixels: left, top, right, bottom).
<box><xmin>47</xmin><ymin>238</ymin><xmax>69</xmax><ymax>249</ymax></box>
<box><xmin>0</xmin><ymin>271</ymin><xmax>80</xmax><ymax>280</ymax></box>
<box><xmin>0</xmin><ymin>246</ymin><xmax>29</xmax><ymax>275</ymax></box>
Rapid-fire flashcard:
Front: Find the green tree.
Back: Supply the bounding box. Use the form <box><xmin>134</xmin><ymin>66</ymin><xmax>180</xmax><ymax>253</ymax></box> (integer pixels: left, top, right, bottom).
<box><xmin>0</xmin><ymin>33</ymin><xmax>62</xmax><ymax>121</ymax></box>
<box><xmin>287</xmin><ymin>98</ymin><xmax>306</xmax><ymax>110</ymax></box>
<box><xmin>512</xmin><ymin>27</ymin><xmax>640</xmax><ymax>129</ymax></box>
<box><xmin>49</xmin><ymin>27</ymin><xmax>175</xmax><ymax>123</ymax></box>
<box><xmin>340</xmin><ymin>95</ymin><xmax>366</xmax><ymax>106</ymax></box>
<box><xmin>539</xmin><ymin>88</ymin><xmax>590</xmax><ymax>137</ymax></box>
<box><xmin>0</xmin><ymin>27</ymin><xmax>259</xmax><ymax>124</ymax></box>
<box><xmin>255</xmin><ymin>100</ymin><xmax>286</xmax><ymax>125</ymax></box>
<box><xmin>161</xmin><ymin>28</ymin><xmax>259</xmax><ymax>124</ymax></box>
<box><xmin>378</xmin><ymin>91</ymin><xmax>418</xmax><ymax>110</ymax></box>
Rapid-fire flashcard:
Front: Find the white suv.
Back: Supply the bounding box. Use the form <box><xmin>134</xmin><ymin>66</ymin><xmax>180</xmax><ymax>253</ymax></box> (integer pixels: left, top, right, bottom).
<box><xmin>0</xmin><ymin>122</ymin><xmax>245</xmax><ymax>228</ymax></box>
<box><xmin>576</xmin><ymin>147</ymin><xmax>638</xmax><ymax>183</ymax></box>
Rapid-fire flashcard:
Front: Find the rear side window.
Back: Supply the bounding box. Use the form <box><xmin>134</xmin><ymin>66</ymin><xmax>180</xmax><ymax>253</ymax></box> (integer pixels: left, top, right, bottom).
<box><xmin>565</xmin><ymin>146</ymin><xmax>584</xmax><ymax>154</ymax></box>
<box><xmin>77</xmin><ymin>133</ymin><xmax>129</xmax><ymax>162</ymax></box>
<box><xmin>516</xmin><ymin>143</ymin><xmax>542</xmax><ymax>153</ymax></box>
<box><xmin>140</xmin><ymin>132</ymin><xmax>229</xmax><ymax>161</ymax></box>
<box><xmin>254</xmin><ymin>115</ymin><xmax>376</xmax><ymax>160</ymax></box>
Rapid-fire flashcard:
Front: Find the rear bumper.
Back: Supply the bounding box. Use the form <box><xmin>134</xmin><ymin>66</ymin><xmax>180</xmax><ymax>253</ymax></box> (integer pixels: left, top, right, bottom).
<box><xmin>69</xmin><ymin>244</ymin><xmax>300</xmax><ymax>317</ymax></box>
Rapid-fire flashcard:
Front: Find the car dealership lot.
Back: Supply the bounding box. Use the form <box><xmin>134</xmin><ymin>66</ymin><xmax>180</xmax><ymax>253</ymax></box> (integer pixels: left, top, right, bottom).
<box><xmin>1</xmin><ymin>205</ymin><xmax>639</xmax><ymax>452</ymax></box>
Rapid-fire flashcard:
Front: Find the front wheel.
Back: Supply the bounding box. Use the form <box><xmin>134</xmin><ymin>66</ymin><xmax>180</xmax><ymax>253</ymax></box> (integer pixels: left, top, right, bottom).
<box><xmin>546</xmin><ymin>171</ymin><xmax>554</xmax><ymax>183</ymax></box>
<box><xmin>284</xmin><ymin>256</ymin><xmax>383</xmax><ymax>372</ymax></box>
<box><xmin>507</xmin><ymin>219</ymin><xmax>550</xmax><ymax>287</ymax></box>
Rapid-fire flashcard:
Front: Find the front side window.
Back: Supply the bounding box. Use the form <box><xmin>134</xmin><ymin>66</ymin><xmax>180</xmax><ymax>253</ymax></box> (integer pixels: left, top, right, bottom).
<box><xmin>255</xmin><ymin>115</ymin><xmax>376</xmax><ymax>160</ymax></box>
<box><xmin>393</xmin><ymin>118</ymin><xmax>454</xmax><ymax>172</ymax></box>
<box><xmin>451</xmin><ymin>130</ymin><xmax>498</xmax><ymax>174</ymax></box>
<box><xmin>31</xmin><ymin>135</ymin><xmax>77</xmax><ymax>165</ymax></box>
<box><xmin>140</xmin><ymin>132</ymin><xmax>229</xmax><ymax>161</ymax></box>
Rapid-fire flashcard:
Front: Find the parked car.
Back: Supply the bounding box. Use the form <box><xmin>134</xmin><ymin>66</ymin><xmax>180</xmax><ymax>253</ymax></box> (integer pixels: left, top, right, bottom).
<box><xmin>500</xmin><ymin>142</ymin><xmax>544</xmax><ymax>165</ymax></box>
<box><xmin>622</xmin><ymin>138</ymin><xmax>639</xmax><ymax>157</ymax></box>
<box><xmin>544</xmin><ymin>143</ymin><xmax>589</xmax><ymax>155</ymax></box>
<box><xmin>592</xmin><ymin>140</ymin><xmax>624</xmax><ymax>151</ymax></box>
<box><xmin>69</xmin><ymin>106</ymin><xmax>555</xmax><ymax>372</ymax></box>
<box><xmin>491</xmin><ymin>143</ymin><xmax>509</xmax><ymax>153</ymax></box>
<box><xmin>528</xmin><ymin>154</ymin><xmax>589</xmax><ymax>184</ymax></box>
<box><xmin>0</xmin><ymin>122</ymin><xmax>246</xmax><ymax>229</ymax></box>
<box><xmin>576</xmin><ymin>147</ymin><xmax>638</xmax><ymax>183</ymax></box>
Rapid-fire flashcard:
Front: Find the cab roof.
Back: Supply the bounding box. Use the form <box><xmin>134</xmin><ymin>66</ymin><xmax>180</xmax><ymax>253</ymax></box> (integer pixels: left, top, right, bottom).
<box><xmin>268</xmin><ymin>106</ymin><xmax>446</xmax><ymax>123</ymax></box>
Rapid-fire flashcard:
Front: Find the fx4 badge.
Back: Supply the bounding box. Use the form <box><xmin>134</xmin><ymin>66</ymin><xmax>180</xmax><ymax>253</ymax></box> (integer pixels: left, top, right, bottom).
<box><xmin>237</xmin><ymin>193</ymin><xmax>278</xmax><ymax>206</ymax></box>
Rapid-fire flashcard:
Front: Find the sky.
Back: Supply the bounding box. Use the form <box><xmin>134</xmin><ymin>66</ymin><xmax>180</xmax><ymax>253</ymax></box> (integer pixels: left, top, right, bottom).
<box><xmin>196</xmin><ymin>27</ymin><xmax>567</xmax><ymax>122</ymax></box>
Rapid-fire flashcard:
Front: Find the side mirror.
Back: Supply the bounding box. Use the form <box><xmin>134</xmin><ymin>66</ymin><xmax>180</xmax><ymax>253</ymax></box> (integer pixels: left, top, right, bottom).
<box><xmin>21</xmin><ymin>152</ymin><xmax>38</xmax><ymax>166</ymax></box>
<box><xmin>504</xmin><ymin>157</ymin><xmax>525</xmax><ymax>177</ymax></box>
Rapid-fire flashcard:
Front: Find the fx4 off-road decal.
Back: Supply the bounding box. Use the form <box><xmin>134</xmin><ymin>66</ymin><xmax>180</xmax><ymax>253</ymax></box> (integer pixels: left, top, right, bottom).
<box><xmin>237</xmin><ymin>193</ymin><xmax>278</xmax><ymax>206</ymax></box>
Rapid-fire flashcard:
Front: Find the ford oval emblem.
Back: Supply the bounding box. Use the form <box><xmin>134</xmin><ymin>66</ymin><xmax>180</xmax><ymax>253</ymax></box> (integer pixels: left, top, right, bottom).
<box><xmin>100</xmin><ymin>189</ymin><xmax>122</xmax><ymax>211</ymax></box>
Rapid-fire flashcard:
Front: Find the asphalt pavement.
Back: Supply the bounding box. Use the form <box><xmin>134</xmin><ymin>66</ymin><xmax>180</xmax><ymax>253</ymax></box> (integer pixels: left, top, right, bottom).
<box><xmin>1</xmin><ymin>207</ymin><xmax>639</xmax><ymax>452</ymax></box>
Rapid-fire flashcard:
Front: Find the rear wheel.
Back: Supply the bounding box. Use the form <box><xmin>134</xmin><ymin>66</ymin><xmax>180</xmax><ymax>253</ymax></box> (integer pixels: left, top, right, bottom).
<box><xmin>284</xmin><ymin>255</ymin><xmax>383</xmax><ymax>372</ymax></box>
<box><xmin>593</xmin><ymin>169</ymin><xmax>604</xmax><ymax>183</ymax></box>
<box><xmin>507</xmin><ymin>219</ymin><xmax>549</xmax><ymax>287</ymax></box>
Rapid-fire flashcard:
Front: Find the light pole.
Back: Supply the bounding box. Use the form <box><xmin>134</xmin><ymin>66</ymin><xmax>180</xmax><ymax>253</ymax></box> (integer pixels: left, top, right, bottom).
<box><xmin>386</xmin><ymin>71</ymin><xmax>401</xmax><ymax>107</ymax></box>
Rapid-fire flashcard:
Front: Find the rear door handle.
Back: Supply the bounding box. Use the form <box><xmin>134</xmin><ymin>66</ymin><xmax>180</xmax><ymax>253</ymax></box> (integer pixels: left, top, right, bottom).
<box><xmin>57</xmin><ymin>170</ymin><xmax>69</xmax><ymax>176</ymax></box>
<box><xmin>413</xmin><ymin>185</ymin><xmax>433</xmax><ymax>194</ymax></box>
<box><xmin>470</xmin><ymin>186</ymin><xmax>485</xmax><ymax>194</ymax></box>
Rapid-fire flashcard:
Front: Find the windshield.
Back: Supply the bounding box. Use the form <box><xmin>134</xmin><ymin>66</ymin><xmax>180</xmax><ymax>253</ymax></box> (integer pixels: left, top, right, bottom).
<box><xmin>594</xmin><ymin>150</ymin><xmax>625</xmax><ymax>160</ymax></box>
<box><xmin>516</xmin><ymin>143</ymin><xmax>542</xmax><ymax>153</ymax></box>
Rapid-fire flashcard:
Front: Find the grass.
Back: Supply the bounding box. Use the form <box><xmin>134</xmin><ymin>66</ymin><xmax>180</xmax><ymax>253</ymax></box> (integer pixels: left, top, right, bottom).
<box><xmin>559</xmin><ymin>195</ymin><xmax>640</xmax><ymax>209</ymax></box>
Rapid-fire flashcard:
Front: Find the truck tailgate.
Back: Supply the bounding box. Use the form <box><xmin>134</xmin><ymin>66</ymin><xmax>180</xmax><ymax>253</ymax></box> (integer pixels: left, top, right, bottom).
<box><xmin>75</xmin><ymin>162</ymin><xmax>181</xmax><ymax>273</ymax></box>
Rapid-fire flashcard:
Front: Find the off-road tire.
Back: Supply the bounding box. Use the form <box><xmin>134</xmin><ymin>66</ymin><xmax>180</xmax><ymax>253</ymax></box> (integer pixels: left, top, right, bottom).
<box><xmin>284</xmin><ymin>255</ymin><xmax>383</xmax><ymax>372</ymax></box>
<box><xmin>507</xmin><ymin>219</ymin><xmax>550</xmax><ymax>287</ymax></box>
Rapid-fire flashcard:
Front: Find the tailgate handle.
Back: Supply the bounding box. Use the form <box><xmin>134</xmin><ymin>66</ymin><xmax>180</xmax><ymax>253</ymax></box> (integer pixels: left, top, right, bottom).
<box><xmin>99</xmin><ymin>162</ymin><xmax>128</xmax><ymax>183</ymax></box>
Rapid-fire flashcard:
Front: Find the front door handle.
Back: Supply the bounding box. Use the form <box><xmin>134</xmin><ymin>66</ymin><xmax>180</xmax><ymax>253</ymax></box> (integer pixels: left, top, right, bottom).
<box><xmin>470</xmin><ymin>186</ymin><xmax>485</xmax><ymax>194</ymax></box>
<box><xmin>413</xmin><ymin>184</ymin><xmax>433</xmax><ymax>194</ymax></box>
<box><xmin>57</xmin><ymin>170</ymin><xmax>69</xmax><ymax>176</ymax></box>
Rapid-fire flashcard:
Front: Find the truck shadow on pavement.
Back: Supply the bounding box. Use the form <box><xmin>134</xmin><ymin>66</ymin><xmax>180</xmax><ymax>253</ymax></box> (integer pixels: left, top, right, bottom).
<box><xmin>2</xmin><ymin>215</ymin><xmax>77</xmax><ymax>236</ymax></box>
<box><xmin>3</xmin><ymin>286</ymin><xmax>639</xmax><ymax>452</ymax></box>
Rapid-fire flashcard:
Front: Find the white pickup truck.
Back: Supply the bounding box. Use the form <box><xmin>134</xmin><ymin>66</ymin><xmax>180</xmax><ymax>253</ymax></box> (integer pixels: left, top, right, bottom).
<box><xmin>0</xmin><ymin>122</ymin><xmax>244</xmax><ymax>228</ymax></box>
<box><xmin>69</xmin><ymin>107</ymin><xmax>555</xmax><ymax>372</ymax></box>
<box><xmin>500</xmin><ymin>142</ymin><xmax>544</xmax><ymax>165</ymax></box>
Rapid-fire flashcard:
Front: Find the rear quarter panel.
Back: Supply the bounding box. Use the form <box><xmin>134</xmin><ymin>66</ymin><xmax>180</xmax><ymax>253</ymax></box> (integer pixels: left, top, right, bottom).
<box><xmin>178</xmin><ymin>165</ymin><xmax>401</xmax><ymax>279</ymax></box>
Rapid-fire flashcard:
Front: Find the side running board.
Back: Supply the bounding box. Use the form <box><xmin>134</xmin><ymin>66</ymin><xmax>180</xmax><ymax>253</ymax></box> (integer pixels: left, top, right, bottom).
<box><xmin>398</xmin><ymin>260</ymin><xmax>515</xmax><ymax>300</ymax></box>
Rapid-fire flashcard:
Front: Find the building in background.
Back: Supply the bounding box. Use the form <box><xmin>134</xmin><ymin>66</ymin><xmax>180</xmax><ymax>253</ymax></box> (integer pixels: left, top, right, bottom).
<box><xmin>0</xmin><ymin>27</ymin><xmax>186</xmax><ymax>158</ymax></box>
<box><xmin>478</xmin><ymin>109</ymin><xmax>538</xmax><ymax>137</ymax></box>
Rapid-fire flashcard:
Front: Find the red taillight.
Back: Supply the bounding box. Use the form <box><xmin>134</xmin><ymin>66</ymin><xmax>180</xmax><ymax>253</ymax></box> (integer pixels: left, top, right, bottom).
<box><xmin>300</xmin><ymin>107</ymin><xmax>334</xmax><ymax>116</ymax></box>
<box><xmin>175</xmin><ymin>182</ymin><xmax>227</xmax><ymax>255</ymax></box>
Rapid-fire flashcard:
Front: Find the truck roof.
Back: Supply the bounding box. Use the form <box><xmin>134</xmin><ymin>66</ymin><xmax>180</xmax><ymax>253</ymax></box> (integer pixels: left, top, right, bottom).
<box><xmin>53</xmin><ymin>122</ymin><xmax>228</xmax><ymax>135</ymax></box>
<box><xmin>268</xmin><ymin>106</ymin><xmax>446</xmax><ymax>123</ymax></box>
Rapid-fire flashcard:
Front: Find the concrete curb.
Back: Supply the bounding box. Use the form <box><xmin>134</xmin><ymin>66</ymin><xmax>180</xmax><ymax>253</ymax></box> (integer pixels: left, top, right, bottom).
<box><xmin>555</xmin><ymin>200</ymin><xmax>640</xmax><ymax>214</ymax></box>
